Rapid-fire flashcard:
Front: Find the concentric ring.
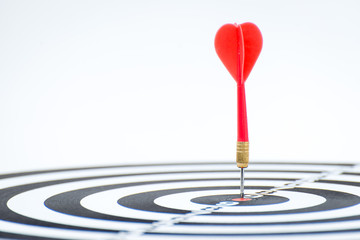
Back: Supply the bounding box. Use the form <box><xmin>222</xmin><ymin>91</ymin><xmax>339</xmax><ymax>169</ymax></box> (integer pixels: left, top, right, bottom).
<box><xmin>1</xmin><ymin>162</ymin><xmax>360</xmax><ymax>239</ymax></box>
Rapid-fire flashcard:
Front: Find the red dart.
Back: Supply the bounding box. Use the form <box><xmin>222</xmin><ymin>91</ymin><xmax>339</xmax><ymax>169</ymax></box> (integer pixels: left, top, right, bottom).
<box><xmin>215</xmin><ymin>22</ymin><xmax>262</xmax><ymax>198</ymax></box>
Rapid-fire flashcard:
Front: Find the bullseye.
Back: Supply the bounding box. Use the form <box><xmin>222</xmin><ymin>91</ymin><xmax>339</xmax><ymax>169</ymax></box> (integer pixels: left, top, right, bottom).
<box><xmin>232</xmin><ymin>198</ymin><xmax>252</xmax><ymax>201</ymax></box>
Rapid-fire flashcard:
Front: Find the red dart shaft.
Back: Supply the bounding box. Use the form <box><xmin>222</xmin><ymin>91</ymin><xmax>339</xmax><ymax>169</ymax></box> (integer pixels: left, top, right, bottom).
<box><xmin>237</xmin><ymin>83</ymin><xmax>248</xmax><ymax>142</ymax></box>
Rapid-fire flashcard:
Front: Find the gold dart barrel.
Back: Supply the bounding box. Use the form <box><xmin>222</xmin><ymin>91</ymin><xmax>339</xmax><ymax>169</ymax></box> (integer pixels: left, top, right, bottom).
<box><xmin>236</xmin><ymin>141</ymin><xmax>249</xmax><ymax>168</ymax></box>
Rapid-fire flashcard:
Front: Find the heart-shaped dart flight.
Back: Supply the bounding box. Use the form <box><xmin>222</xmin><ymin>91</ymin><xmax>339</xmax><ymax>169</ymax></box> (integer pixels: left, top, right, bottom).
<box><xmin>214</xmin><ymin>22</ymin><xmax>263</xmax><ymax>83</ymax></box>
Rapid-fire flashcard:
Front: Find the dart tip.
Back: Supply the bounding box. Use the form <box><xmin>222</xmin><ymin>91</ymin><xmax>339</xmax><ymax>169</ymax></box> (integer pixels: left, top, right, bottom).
<box><xmin>240</xmin><ymin>167</ymin><xmax>245</xmax><ymax>198</ymax></box>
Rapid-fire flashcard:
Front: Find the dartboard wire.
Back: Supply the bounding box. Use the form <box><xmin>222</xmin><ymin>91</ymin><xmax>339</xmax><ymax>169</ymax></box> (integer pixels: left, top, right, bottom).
<box><xmin>252</xmin><ymin>165</ymin><xmax>358</xmax><ymax>197</ymax></box>
<box><xmin>103</xmin><ymin>164</ymin><xmax>360</xmax><ymax>240</ymax></box>
<box><xmin>106</xmin><ymin>201</ymin><xmax>238</xmax><ymax>240</ymax></box>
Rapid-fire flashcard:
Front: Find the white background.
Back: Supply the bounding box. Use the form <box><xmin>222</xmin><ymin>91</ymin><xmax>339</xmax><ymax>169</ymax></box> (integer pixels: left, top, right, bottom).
<box><xmin>1</xmin><ymin>0</ymin><xmax>359</xmax><ymax>173</ymax></box>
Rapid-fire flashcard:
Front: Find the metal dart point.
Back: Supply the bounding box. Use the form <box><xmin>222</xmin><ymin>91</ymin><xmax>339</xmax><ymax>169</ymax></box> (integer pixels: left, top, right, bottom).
<box><xmin>240</xmin><ymin>167</ymin><xmax>245</xmax><ymax>198</ymax></box>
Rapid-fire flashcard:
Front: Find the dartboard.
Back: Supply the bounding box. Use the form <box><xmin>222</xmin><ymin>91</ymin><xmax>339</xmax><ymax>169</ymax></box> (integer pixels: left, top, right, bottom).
<box><xmin>1</xmin><ymin>162</ymin><xmax>360</xmax><ymax>240</ymax></box>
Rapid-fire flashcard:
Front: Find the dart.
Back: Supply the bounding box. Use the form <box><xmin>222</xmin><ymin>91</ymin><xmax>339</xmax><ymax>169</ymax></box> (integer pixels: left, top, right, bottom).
<box><xmin>215</xmin><ymin>22</ymin><xmax>263</xmax><ymax>198</ymax></box>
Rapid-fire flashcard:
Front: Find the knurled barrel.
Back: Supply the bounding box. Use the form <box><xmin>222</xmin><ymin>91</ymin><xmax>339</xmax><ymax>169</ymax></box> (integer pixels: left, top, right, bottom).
<box><xmin>236</xmin><ymin>141</ymin><xmax>249</xmax><ymax>168</ymax></box>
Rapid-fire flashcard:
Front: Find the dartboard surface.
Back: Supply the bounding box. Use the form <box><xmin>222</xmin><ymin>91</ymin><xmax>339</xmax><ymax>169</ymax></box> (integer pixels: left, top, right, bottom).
<box><xmin>1</xmin><ymin>162</ymin><xmax>360</xmax><ymax>240</ymax></box>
